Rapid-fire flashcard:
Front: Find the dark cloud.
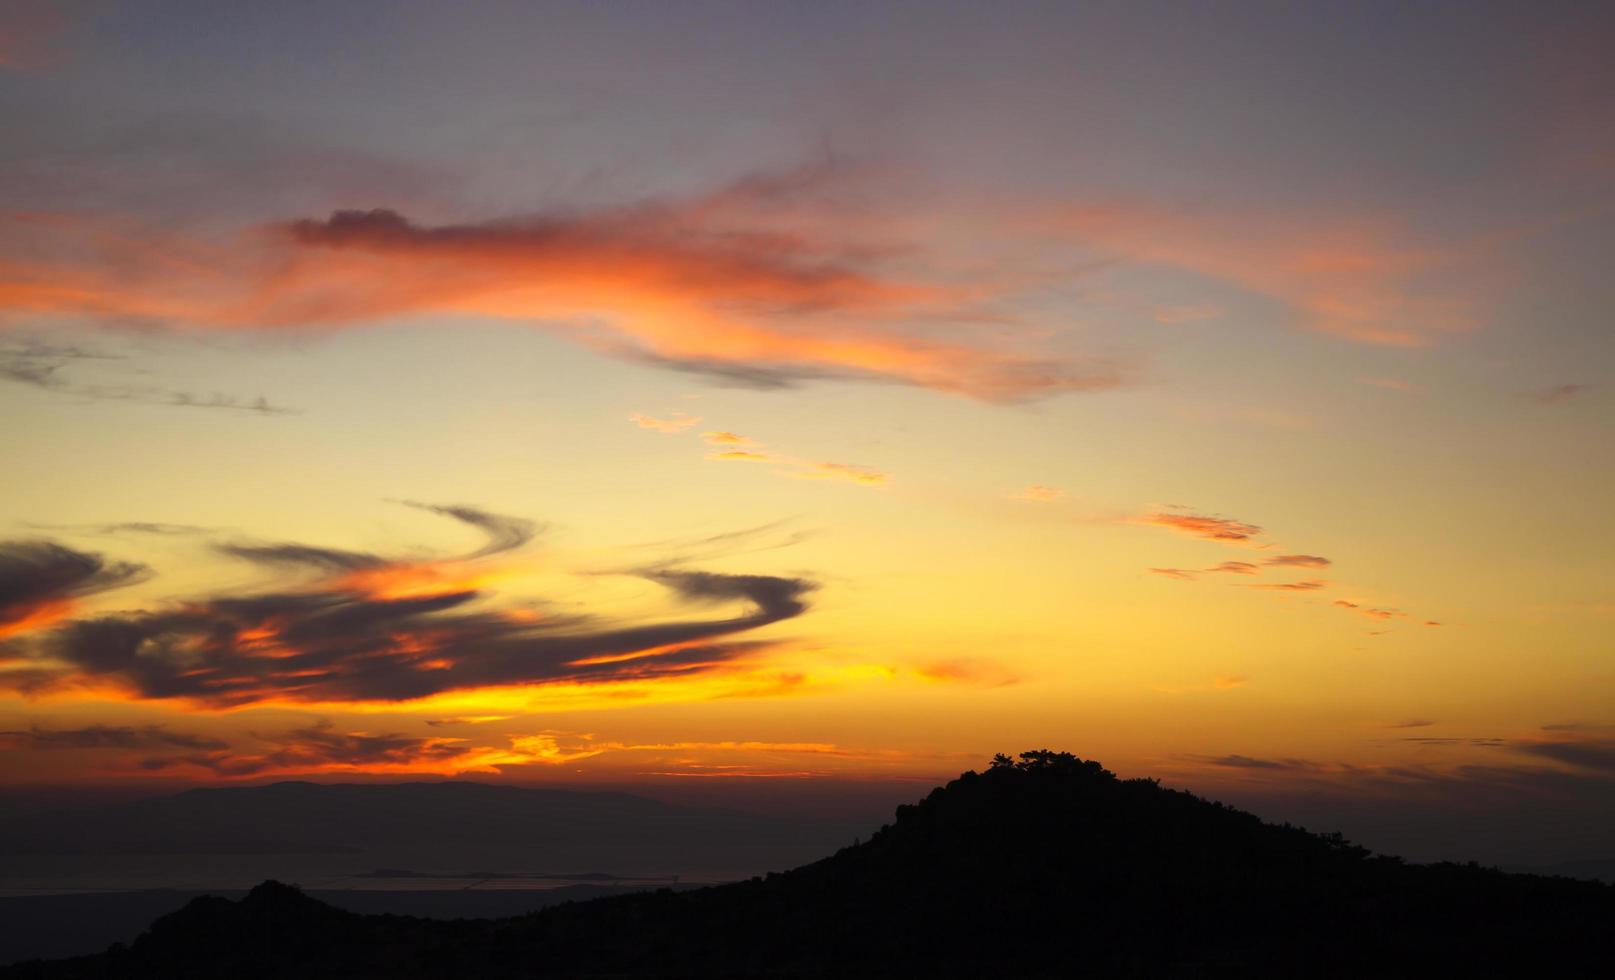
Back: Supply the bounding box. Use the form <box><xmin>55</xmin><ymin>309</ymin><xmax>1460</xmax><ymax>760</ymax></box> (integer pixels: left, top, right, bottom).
<box><xmin>1516</xmin><ymin>738</ymin><xmax>1615</xmax><ymax>774</ymax></box>
<box><xmin>215</xmin><ymin>542</ymin><xmax>386</xmax><ymax>572</ymax></box>
<box><xmin>396</xmin><ymin>501</ymin><xmax>538</xmax><ymax>557</ymax></box>
<box><xmin>0</xmin><ymin>724</ymin><xmax>226</xmax><ymax>751</ymax></box>
<box><xmin>0</xmin><ymin>540</ymin><xmax>147</xmax><ymax>633</ymax></box>
<box><xmin>2</xmin><ymin>516</ymin><xmax>815</xmax><ymax>706</ymax></box>
<box><xmin>1402</xmin><ymin>737</ymin><xmax>1507</xmax><ymax>747</ymax></box>
<box><xmin>1389</xmin><ymin>719</ymin><xmax>1436</xmax><ymax>729</ymax></box>
<box><xmin>1207</xmin><ymin>754</ymin><xmax>1303</xmax><ymax>770</ymax></box>
<box><xmin>137</xmin><ymin>722</ymin><xmax>470</xmax><ymax>776</ymax></box>
<box><xmin>1525</xmin><ymin>383</ymin><xmax>1590</xmax><ymax>404</ymax></box>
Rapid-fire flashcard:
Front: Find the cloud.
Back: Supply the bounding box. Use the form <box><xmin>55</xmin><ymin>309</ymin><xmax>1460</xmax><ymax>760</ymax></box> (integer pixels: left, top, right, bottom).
<box><xmin>0</xmin><ymin>724</ymin><xmax>227</xmax><ymax>751</ymax></box>
<box><xmin>1141</xmin><ymin>512</ymin><xmax>1263</xmax><ymax>543</ymax></box>
<box><xmin>1045</xmin><ymin>203</ymin><xmax>1476</xmax><ymax>347</ymax></box>
<box><xmin>1265</xmin><ymin>555</ymin><xmax>1331</xmax><ymax>568</ymax></box>
<box><xmin>1148</xmin><ymin>568</ymin><xmax>1197</xmax><ymax>581</ymax></box>
<box><xmin>1011</xmin><ymin>484</ymin><xmax>1064</xmax><ymax>503</ymax></box>
<box><xmin>1245</xmin><ymin>580</ymin><xmax>1327</xmax><ymax>592</ymax></box>
<box><xmin>33</xmin><ymin>522</ymin><xmax>208</xmax><ymax>537</ymax></box>
<box><xmin>1206</xmin><ymin>561</ymin><xmax>1260</xmax><ymax>575</ymax></box>
<box><xmin>395</xmin><ymin>501</ymin><xmax>538</xmax><ymax>558</ymax></box>
<box><xmin>1</xmin><ymin>170</ymin><xmax>1126</xmax><ymax>401</ymax></box>
<box><xmin>1333</xmin><ymin>599</ymin><xmax>1402</xmax><ymax>620</ymax></box>
<box><xmin>1206</xmin><ymin>754</ymin><xmax>1309</xmax><ymax>770</ymax></box>
<box><xmin>913</xmin><ymin>659</ymin><xmax>1019</xmax><ymax>687</ymax></box>
<box><xmin>1212</xmin><ymin>675</ymin><xmax>1248</xmax><ymax>689</ymax></box>
<box><xmin>698</xmin><ymin>432</ymin><xmax>890</xmax><ymax>487</ymax></box>
<box><xmin>0</xmin><ymin>510</ymin><xmax>816</xmax><ymax>708</ymax></box>
<box><xmin>136</xmin><ymin>721</ymin><xmax>492</xmax><ymax>777</ymax></box>
<box><xmin>1525</xmin><ymin>383</ymin><xmax>1590</xmax><ymax>404</ymax></box>
<box><xmin>0</xmin><ymin>540</ymin><xmax>147</xmax><ymax>638</ymax></box>
<box><xmin>1516</xmin><ymin>736</ymin><xmax>1615</xmax><ymax>774</ymax></box>
<box><xmin>796</xmin><ymin>462</ymin><xmax>890</xmax><ymax>486</ymax></box>
<box><xmin>0</xmin><ymin>340</ymin><xmax>298</xmax><ymax>415</ymax></box>
<box><xmin>1389</xmin><ymin>720</ymin><xmax>1436</xmax><ymax>729</ymax></box>
<box><xmin>630</xmin><ymin>412</ymin><xmax>701</xmax><ymax>433</ymax></box>
<box><xmin>215</xmin><ymin>542</ymin><xmax>386</xmax><ymax>572</ymax></box>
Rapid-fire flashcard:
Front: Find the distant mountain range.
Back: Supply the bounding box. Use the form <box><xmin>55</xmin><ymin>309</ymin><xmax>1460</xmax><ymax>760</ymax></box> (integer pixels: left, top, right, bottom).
<box><xmin>6</xmin><ymin>751</ymin><xmax>1612</xmax><ymax>978</ymax></box>
<box><xmin>0</xmin><ymin>779</ymin><xmax>863</xmax><ymax>875</ymax></box>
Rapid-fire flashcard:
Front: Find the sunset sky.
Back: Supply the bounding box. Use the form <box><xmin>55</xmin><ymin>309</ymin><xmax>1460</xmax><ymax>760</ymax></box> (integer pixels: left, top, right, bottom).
<box><xmin>2</xmin><ymin>2</ymin><xmax>1612</xmax><ymax>856</ymax></box>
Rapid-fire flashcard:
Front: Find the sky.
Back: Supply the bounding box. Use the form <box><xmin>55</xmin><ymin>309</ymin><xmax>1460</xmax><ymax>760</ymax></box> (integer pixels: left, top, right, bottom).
<box><xmin>1</xmin><ymin>1</ymin><xmax>1613</xmax><ymax>862</ymax></box>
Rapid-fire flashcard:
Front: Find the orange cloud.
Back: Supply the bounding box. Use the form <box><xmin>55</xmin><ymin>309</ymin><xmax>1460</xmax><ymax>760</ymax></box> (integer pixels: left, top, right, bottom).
<box><xmin>1212</xmin><ymin>675</ymin><xmax>1248</xmax><ymax>689</ymax></box>
<box><xmin>1246</xmin><ymin>580</ymin><xmax>1327</xmax><ymax>592</ymax></box>
<box><xmin>1206</xmin><ymin>561</ymin><xmax>1260</xmax><ymax>575</ymax></box>
<box><xmin>631</xmin><ymin>411</ymin><xmax>701</xmax><ymax>433</ymax></box>
<box><xmin>1265</xmin><ymin>555</ymin><xmax>1331</xmax><ymax>568</ymax></box>
<box><xmin>697</xmin><ymin>431</ymin><xmax>889</xmax><ymax>487</ymax></box>
<box><xmin>796</xmin><ymin>462</ymin><xmax>890</xmax><ymax>487</ymax></box>
<box><xmin>1142</xmin><ymin>512</ymin><xmax>1263</xmax><ymax>543</ymax></box>
<box><xmin>0</xmin><ymin>171</ymin><xmax>1126</xmax><ymax>401</ymax></box>
<box><xmin>1149</xmin><ymin>568</ymin><xmax>1197</xmax><ymax>581</ymax></box>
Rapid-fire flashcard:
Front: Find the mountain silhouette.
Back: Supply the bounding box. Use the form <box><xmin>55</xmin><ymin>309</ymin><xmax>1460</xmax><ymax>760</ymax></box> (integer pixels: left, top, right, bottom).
<box><xmin>6</xmin><ymin>751</ymin><xmax>1612</xmax><ymax>978</ymax></box>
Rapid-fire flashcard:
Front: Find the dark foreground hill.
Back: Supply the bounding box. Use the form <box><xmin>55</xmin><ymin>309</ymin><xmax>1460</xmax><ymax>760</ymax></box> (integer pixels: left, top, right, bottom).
<box><xmin>7</xmin><ymin>751</ymin><xmax>1613</xmax><ymax>978</ymax></box>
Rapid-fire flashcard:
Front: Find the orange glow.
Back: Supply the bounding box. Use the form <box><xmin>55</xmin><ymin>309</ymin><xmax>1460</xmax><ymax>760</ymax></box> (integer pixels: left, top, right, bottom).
<box><xmin>0</xmin><ymin>597</ymin><xmax>74</xmax><ymax>639</ymax></box>
<box><xmin>335</xmin><ymin>561</ymin><xmax>507</xmax><ymax>600</ymax></box>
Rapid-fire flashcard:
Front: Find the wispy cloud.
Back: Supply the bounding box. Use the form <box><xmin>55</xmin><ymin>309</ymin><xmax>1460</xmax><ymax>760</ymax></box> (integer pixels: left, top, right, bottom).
<box><xmin>1044</xmin><ymin>203</ymin><xmax>1477</xmax><ymax>347</ymax></box>
<box><xmin>696</xmin><ymin>431</ymin><xmax>890</xmax><ymax>487</ymax></box>
<box><xmin>630</xmin><ymin>411</ymin><xmax>701</xmax><ymax>433</ymax></box>
<box><xmin>0</xmin><ymin>341</ymin><xmax>297</xmax><ymax>415</ymax></box>
<box><xmin>0</xmin><ymin>724</ymin><xmax>226</xmax><ymax>751</ymax></box>
<box><xmin>796</xmin><ymin>462</ymin><xmax>890</xmax><ymax>486</ymax></box>
<box><xmin>1011</xmin><ymin>484</ymin><xmax>1064</xmax><ymax>503</ymax></box>
<box><xmin>1245</xmin><ymin>580</ymin><xmax>1327</xmax><ymax>592</ymax></box>
<box><xmin>1524</xmin><ymin>383</ymin><xmax>1590</xmax><ymax>405</ymax></box>
<box><xmin>1140</xmin><ymin>512</ymin><xmax>1263</xmax><ymax>543</ymax></box>
<box><xmin>1206</xmin><ymin>561</ymin><xmax>1260</xmax><ymax>575</ymax></box>
<box><xmin>1266</xmin><ymin>554</ymin><xmax>1331</xmax><ymax>568</ymax></box>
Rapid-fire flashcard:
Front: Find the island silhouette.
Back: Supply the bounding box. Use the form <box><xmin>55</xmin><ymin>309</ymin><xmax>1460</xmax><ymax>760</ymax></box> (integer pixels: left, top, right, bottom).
<box><xmin>5</xmin><ymin>751</ymin><xmax>1610</xmax><ymax>978</ymax></box>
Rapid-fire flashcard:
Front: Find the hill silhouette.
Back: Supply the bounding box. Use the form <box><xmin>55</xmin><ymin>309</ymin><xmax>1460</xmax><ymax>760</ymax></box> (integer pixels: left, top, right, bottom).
<box><xmin>6</xmin><ymin>751</ymin><xmax>1612</xmax><ymax>978</ymax></box>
